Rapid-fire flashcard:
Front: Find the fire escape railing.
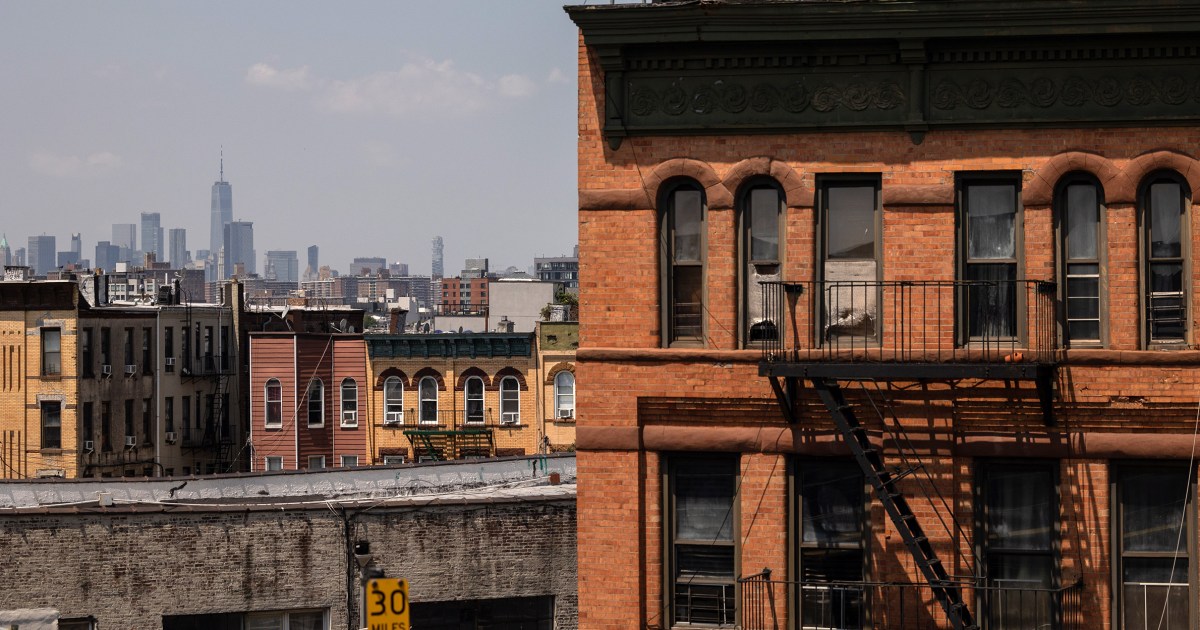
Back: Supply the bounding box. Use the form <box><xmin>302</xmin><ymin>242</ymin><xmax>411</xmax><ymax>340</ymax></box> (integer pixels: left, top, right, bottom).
<box><xmin>758</xmin><ymin>280</ymin><xmax>1058</xmax><ymax>365</ymax></box>
<box><xmin>738</xmin><ymin>570</ymin><xmax>1084</xmax><ymax>630</ymax></box>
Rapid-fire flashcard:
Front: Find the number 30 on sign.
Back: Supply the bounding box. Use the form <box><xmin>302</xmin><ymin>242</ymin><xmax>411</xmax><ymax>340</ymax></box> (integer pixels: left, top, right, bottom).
<box><xmin>366</xmin><ymin>578</ymin><xmax>409</xmax><ymax>630</ymax></box>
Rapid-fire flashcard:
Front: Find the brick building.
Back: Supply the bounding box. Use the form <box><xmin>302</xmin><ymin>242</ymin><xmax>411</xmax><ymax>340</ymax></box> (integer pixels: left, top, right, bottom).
<box><xmin>568</xmin><ymin>2</ymin><xmax>1200</xmax><ymax>629</ymax></box>
<box><xmin>0</xmin><ymin>457</ymin><xmax>577</xmax><ymax>629</ymax></box>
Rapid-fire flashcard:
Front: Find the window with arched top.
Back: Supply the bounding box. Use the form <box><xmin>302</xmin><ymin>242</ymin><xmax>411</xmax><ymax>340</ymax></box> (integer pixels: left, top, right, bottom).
<box><xmin>264</xmin><ymin>378</ymin><xmax>282</xmax><ymax>428</ymax></box>
<box><xmin>554</xmin><ymin>371</ymin><xmax>575</xmax><ymax>420</ymax></box>
<box><xmin>464</xmin><ymin>376</ymin><xmax>485</xmax><ymax>424</ymax></box>
<box><xmin>500</xmin><ymin>376</ymin><xmax>520</xmax><ymax>425</ymax></box>
<box><xmin>1056</xmin><ymin>175</ymin><xmax>1105</xmax><ymax>346</ymax></box>
<box><xmin>1141</xmin><ymin>172</ymin><xmax>1191</xmax><ymax>346</ymax></box>
<box><xmin>661</xmin><ymin>180</ymin><xmax>706</xmax><ymax>346</ymax></box>
<box><xmin>307</xmin><ymin>378</ymin><xmax>324</xmax><ymax>427</ymax></box>
<box><xmin>340</xmin><ymin>378</ymin><xmax>358</xmax><ymax>427</ymax></box>
<box><xmin>383</xmin><ymin>376</ymin><xmax>404</xmax><ymax>425</ymax></box>
<box><xmin>419</xmin><ymin>376</ymin><xmax>439</xmax><ymax>425</ymax></box>
<box><xmin>740</xmin><ymin>180</ymin><xmax>783</xmax><ymax>346</ymax></box>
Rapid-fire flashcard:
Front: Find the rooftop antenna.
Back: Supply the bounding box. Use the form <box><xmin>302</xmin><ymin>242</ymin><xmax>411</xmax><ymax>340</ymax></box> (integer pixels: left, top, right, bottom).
<box><xmin>219</xmin><ymin>146</ymin><xmax>224</xmax><ymax>182</ymax></box>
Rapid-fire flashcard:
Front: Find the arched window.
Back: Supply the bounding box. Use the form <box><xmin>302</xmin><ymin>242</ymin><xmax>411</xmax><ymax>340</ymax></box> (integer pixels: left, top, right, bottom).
<box><xmin>1141</xmin><ymin>172</ymin><xmax>1190</xmax><ymax>346</ymax></box>
<box><xmin>307</xmin><ymin>378</ymin><xmax>324</xmax><ymax>427</ymax></box>
<box><xmin>383</xmin><ymin>376</ymin><xmax>404</xmax><ymax>425</ymax></box>
<box><xmin>419</xmin><ymin>376</ymin><xmax>439</xmax><ymax>425</ymax></box>
<box><xmin>661</xmin><ymin>180</ymin><xmax>706</xmax><ymax>346</ymax></box>
<box><xmin>464</xmin><ymin>376</ymin><xmax>485</xmax><ymax>424</ymax></box>
<box><xmin>500</xmin><ymin>376</ymin><xmax>520</xmax><ymax>424</ymax></box>
<box><xmin>1056</xmin><ymin>175</ymin><xmax>1105</xmax><ymax>346</ymax></box>
<box><xmin>340</xmin><ymin>378</ymin><xmax>358</xmax><ymax>427</ymax></box>
<box><xmin>554</xmin><ymin>371</ymin><xmax>575</xmax><ymax>419</ymax></box>
<box><xmin>740</xmin><ymin>180</ymin><xmax>783</xmax><ymax>345</ymax></box>
<box><xmin>264</xmin><ymin>378</ymin><xmax>282</xmax><ymax>428</ymax></box>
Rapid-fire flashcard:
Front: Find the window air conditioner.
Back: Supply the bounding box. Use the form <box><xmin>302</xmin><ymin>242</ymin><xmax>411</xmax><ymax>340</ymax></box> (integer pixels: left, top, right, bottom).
<box><xmin>124</xmin><ymin>364</ymin><xmax>137</xmax><ymax>375</ymax></box>
<box><xmin>165</xmin><ymin>357</ymin><xmax>175</xmax><ymax>366</ymax></box>
<box><xmin>83</xmin><ymin>440</ymin><xmax>94</xmax><ymax>452</ymax></box>
<box><xmin>342</xmin><ymin>411</ymin><xmax>358</xmax><ymax>425</ymax></box>
<box><xmin>165</xmin><ymin>431</ymin><xmax>177</xmax><ymax>444</ymax></box>
<box><xmin>101</xmin><ymin>364</ymin><xmax>112</xmax><ymax>376</ymax></box>
<box><xmin>384</xmin><ymin>412</ymin><xmax>402</xmax><ymax>425</ymax></box>
<box><xmin>557</xmin><ymin>409</ymin><xmax>575</xmax><ymax>420</ymax></box>
<box><xmin>124</xmin><ymin>435</ymin><xmax>137</xmax><ymax>448</ymax></box>
<box><xmin>501</xmin><ymin>412</ymin><xmax>520</xmax><ymax>425</ymax></box>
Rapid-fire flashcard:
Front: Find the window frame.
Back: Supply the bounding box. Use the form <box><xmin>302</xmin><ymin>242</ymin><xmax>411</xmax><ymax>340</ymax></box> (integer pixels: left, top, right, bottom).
<box><xmin>419</xmin><ymin>376</ymin><xmax>439</xmax><ymax>425</ymax></box>
<box><xmin>1055</xmin><ymin>173</ymin><xmax>1107</xmax><ymax>347</ymax></box>
<box><xmin>499</xmin><ymin>376</ymin><xmax>520</xmax><ymax>425</ymax></box>
<box><xmin>307</xmin><ymin>455</ymin><xmax>326</xmax><ymax>470</ymax></box>
<box><xmin>660</xmin><ymin>179</ymin><xmax>708</xmax><ymax>348</ymax></box>
<box><xmin>956</xmin><ymin>172</ymin><xmax>1026</xmax><ymax>346</ymax></box>
<box><xmin>1138</xmin><ymin>171</ymin><xmax>1192</xmax><ymax>348</ymax></box>
<box><xmin>664</xmin><ymin>453</ymin><xmax>739</xmax><ymax>628</ymax></box>
<box><xmin>1112</xmin><ymin>463</ymin><xmax>1196</xmax><ymax>630</ymax></box>
<box><xmin>738</xmin><ymin>177</ymin><xmax>785</xmax><ymax>347</ymax></box>
<box><xmin>41</xmin><ymin>401</ymin><xmax>62</xmax><ymax>449</ymax></box>
<box><xmin>554</xmin><ymin>371</ymin><xmax>575</xmax><ymax>419</ymax></box>
<box><xmin>41</xmin><ymin>327</ymin><xmax>62</xmax><ymax>376</ymax></box>
<box><xmin>383</xmin><ymin>376</ymin><xmax>404</xmax><ymax>425</ymax></box>
<box><xmin>264</xmin><ymin>378</ymin><xmax>283</xmax><ymax>428</ymax></box>
<box><xmin>816</xmin><ymin>175</ymin><xmax>884</xmax><ymax>346</ymax></box>
<box><xmin>81</xmin><ymin>328</ymin><xmax>93</xmax><ymax>377</ymax></box>
<box><xmin>340</xmin><ymin>454</ymin><xmax>359</xmax><ymax>468</ymax></box>
<box><xmin>464</xmin><ymin>376</ymin><xmax>485</xmax><ymax>424</ymax></box>
<box><xmin>163</xmin><ymin>326</ymin><xmax>174</xmax><ymax>373</ymax></box>
<box><xmin>307</xmin><ymin>378</ymin><xmax>325</xmax><ymax>428</ymax></box>
<box><xmin>265</xmin><ymin>456</ymin><xmax>283</xmax><ymax>471</ymax></box>
<box><xmin>339</xmin><ymin>378</ymin><xmax>358</xmax><ymax>427</ymax></box>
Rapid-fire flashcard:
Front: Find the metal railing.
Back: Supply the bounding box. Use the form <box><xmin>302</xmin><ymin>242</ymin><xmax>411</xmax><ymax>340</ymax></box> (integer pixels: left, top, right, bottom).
<box><xmin>380</xmin><ymin>408</ymin><xmax>525</xmax><ymax>430</ymax></box>
<box><xmin>759</xmin><ymin>280</ymin><xmax>1058</xmax><ymax>364</ymax></box>
<box><xmin>739</xmin><ymin>571</ymin><xmax>1084</xmax><ymax>630</ymax></box>
<box><xmin>182</xmin><ymin>354</ymin><xmax>232</xmax><ymax>375</ymax></box>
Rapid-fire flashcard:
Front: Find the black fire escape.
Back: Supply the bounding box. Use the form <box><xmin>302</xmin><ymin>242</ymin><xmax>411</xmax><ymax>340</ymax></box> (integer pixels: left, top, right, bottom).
<box><xmin>755</xmin><ymin>279</ymin><xmax>1061</xmax><ymax>630</ymax></box>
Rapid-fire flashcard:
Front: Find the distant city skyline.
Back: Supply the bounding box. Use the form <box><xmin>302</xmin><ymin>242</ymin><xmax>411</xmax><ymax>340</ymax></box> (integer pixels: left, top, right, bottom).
<box><xmin>0</xmin><ymin>2</ymin><xmax>577</xmax><ymax>275</ymax></box>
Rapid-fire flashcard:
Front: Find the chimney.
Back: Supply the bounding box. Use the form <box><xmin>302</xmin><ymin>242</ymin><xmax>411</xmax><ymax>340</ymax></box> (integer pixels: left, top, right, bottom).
<box><xmin>388</xmin><ymin>308</ymin><xmax>408</xmax><ymax>334</ymax></box>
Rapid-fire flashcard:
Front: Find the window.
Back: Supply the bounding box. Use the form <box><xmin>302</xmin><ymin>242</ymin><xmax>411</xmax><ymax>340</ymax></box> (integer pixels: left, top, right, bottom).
<box><xmin>1141</xmin><ymin>173</ymin><xmax>1190</xmax><ymax>345</ymax></box>
<box><xmin>1116</xmin><ymin>465</ymin><xmax>1193</xmax><ymax>630</ymax></box>
<box><xmin>265</xmin><ymin>378</ymin><xmax>283</xmax><ymax>428</ymax></box>
<box><xmin>340</xmin><ymin>378</ymin><xmax>357</xmax><ymax>427</ymax></box>
<box><xmin>383</xmin><ymin>455</ymin><xmax>406</xmax><ymax>465</ymax></box>
<box><xmin>220</xmin><ymin>325</ymin><xmax>230</xmax><ymax>371</ymax></box>
<box><xmin>977</xmin><ymin>462</ymin><xmax>1057</xmax><ymax>629</ymax></box>
<box><xmin>419</xmin><ymin>376</ymin><xmax>438</xmax><ymax>425</ymax></box>
<box><xmin>142</xmin><ymin>398</ymin><xmax>152</xmax><ymax>444</ymax></box>
<box><xmin>164</xmin><ymin>326</ymin><xmax>174</xmax><ymax>372</ymax></box>
<box><xmin>265</xmin><ymin>456</ymin><xmax>283</xmax><ymax>471</ymax></box>
<box><xmin>124</xmin><ymin>399</ymin><xmax>134</xmax><ymax>439</ymax></box>
<box><xmin>142</xmin><ymin>327</ymin><xmax>152</xmax><ymax>369</ymax></box>
<box><xmin>307</xmin><ymin>455</ymin><xmax>325</xmax><ymax>470</ymax></box>
<box><xmin>100</xmin><ymin>327</ymin><xmax>111</xmax><ymax>367</ymax></box>
<box><xmin>123</xmin><ymin>327</ymin><xmax>134</xmax><ymax>367</ymax></box>
<box><xmin>1058</xmin><ymin>177</ymin><xmax>1105</xmax><ymax>345</ymax></box>
<box><xmin>554</xmin><ymin>371</ymin><xmax>575</xmax><ymax>419</ymax></box>
<box><xmin>41</xmin><ymin>328</ymin><xmax>61</xmax><ymax>376</ymax></box>
<box><xmin>81</xmin><ymin>328</ymin><xmax>94</xmax><ymax>377</ymax></box>
<box><xmin>819</xmin><ymin>178</ymin><xmax>881</xmax><ymax>341</ymax></box>
<box><xmin>101</xmin><ymin>402</ymin><xmax>111</xmax><ymax>451</ymax></box>
<box><xmin>667</xmin><ymin>454</ymin><xmax>737</xmax><ymax>627</ymax></box>
<box><xmin>307</xmin><ymin>379</ymin><xmax>324</xmax><ymax>427</ymax></box>
<box><xmin>796</xmin><ymin>460</ymin><xmax>866</xmax><ymax>629</ymax></box>
<box><xmin>340</xmin><ymin>455</ymin><xmax>359</xmax><ymax>468</ymax></box>
<box><xmin>41</xmin><ymin>401</ymin><xmax>61</xmax><ymax>449</ymax></box>
<box><xmin>464</xmin><ymin>376</ymin><xmax>485</xmax><ymax>424</ymax></box>
<box><xmin>499</xmin><ymin>376</ymin><xmax>519</xmax><ymax>424</ymax></box>
<box><xmin>245</xmin><ymin>610</ymin><xmax>326</xmax><ymax>630</ymax></box>
<box><xmin>959</xmin><ymin>176</ymin><xmax>1022</xmax><ymax>342</ymax></box>
<box><xmin>661</xmin><ymin>181</ymin><xmax>706</xmax><ymax>346</ymax></box>
<box><xmin>82</xmin><ymin>402</ymin><xmax>94</xmax><ymax>444</ymax></box>
<box><xmin>165</xmin><ymin>397</ymin><xmax>174</xmax><ymax>433</ymax></box>
<box><xmin>741</xmin><ymin>180</ymin><xmax>783</xmax><ymax>345</ymax></box>
<box><xmin>383</xmin><ymin>376</ymin><xmax>403</xmax><ymax>424</ymax></box>
<box><xmin>182</xmin><ymin>395</ymin><xmax>191</xmax><ymax>440</ymax></box>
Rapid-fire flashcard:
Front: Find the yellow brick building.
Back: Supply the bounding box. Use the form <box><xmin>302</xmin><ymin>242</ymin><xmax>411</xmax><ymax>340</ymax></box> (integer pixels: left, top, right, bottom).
<box><xmin>534</xmin><ymin>322</ymin><xmax>577</xmax><ymax>453</ymax></box>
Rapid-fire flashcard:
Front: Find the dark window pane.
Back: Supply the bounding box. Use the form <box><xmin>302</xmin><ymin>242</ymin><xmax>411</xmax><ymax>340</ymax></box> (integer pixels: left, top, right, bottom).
<box><xmin>967</xmin><ymin>184</ymin><xmax>1017</xmax><ymax>260</ymax></box>
<box><xmin>1122</xmin><ymin>469</ymin><xmax>1189</xmax><ymax>553</ymax></box>
<box><xmin>673</xmin><ymin>189</ymin><xmax>703</xmax><ymax>263</ymax></box>
<box><xmin>1066</xmin><ymin>294</ymin><xmax>1100</xmax><ymax>319</ymax></box>
<box><xmin>801</xmin><ymin>467</ymin><xmax>864</xmax><ymax>545</ymax></box>
<box><xmin>986</xmin><ymin>468</ymin><xmax>1054</xmax><ymax>551</ymax></box>
<box><xmin>1123</xmin><ymin>582</ymin><xmax>1189</xmax><ymax>630</ymax></box>
<box><xmin>677</xmin><ymin>545</ymin><xmax>735</xmax><ymax>581</ymax></box>
<box><xmin>1124</xmin><ymin>557</ymin><xmax>1189</xmax><ymax>584</ymax></box>
<box><xmin>1150</xmin><ymin>181</ymin><xmax>1183</xmax><ymax>259</ymax></box>
<box><xmin>965</xmin><ymin>263</ymin><xmax>1017</xmax><ymax>338</ymax></box>
<box><xmin>1068</xmin><ymin>320</ymin><xmax>1101</xmax><ymax>341</ymax></box>
<box><xmin>826</xmin><ymin>185</ymin><xmax>876</xmax><ymax>259</ymax></box>
<box><xmin>749</xmin><ymin>187</ymin><xmax>779</xmax><ymax>262</ymax></box>
<box><xmin>673</xmin><ymin>266</ymin><xmax>703</xmax><ymax>341</ymax></box>
<box><xmin>801</xmin><ymin>581</ymin><xmax>864</xmax><ymax>629</ymax></box>
<box><xmin>985</xmin><ymin>554</ymin><xmax>1056</xmax><ymax>630</ymax></box>
<box><xmin>1066</xmin><ymin>183</ymin><xmax>1099</xmax><ymax>260</ymax></box>
<box><xmin>801</xmin><ymin>549</ymin><xmax>863</xmax><ymax>582</ymax></box>
<box><xmin>676</xmin><ymin>461</ymin><xmax>735</xmax><ymax>541</ymax></box>
<box><xmin>674</xmin><ymin>581</ymin><xmax>735</xmax><ymax>627</ymax></box>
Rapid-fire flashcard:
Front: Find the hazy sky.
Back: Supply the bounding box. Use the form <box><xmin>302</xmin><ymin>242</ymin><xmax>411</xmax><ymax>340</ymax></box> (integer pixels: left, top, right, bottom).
<box><xmin>0</xmin><ymin>1</ymin><xmax>580</xmax><ymax>276</ymax></box>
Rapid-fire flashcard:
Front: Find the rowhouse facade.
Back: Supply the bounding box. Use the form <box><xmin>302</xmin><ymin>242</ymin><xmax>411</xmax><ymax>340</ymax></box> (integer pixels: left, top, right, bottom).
<box><xmin>568</xmin><ymin>2</ymin><xmax>1200</xmax><ymax>629</ymax></box>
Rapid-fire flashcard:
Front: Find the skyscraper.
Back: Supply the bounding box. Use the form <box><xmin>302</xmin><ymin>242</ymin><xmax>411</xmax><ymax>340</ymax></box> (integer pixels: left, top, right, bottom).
<box><xmin>306</xmin><ymin>245</ymin><xmax>319</xmax><ymax>280</ymax></box>
<box><xmin>112</xmin><ymin>223</ymin><xmax>136</xmax><ymax>251</ymax></box>
<box><xmin>140</xmin><ymin>212</ymin><xmax>163</xmax><ymax>260</ymax></box>
<box><xmin>0</xmin><ymin>235</ymin><xmax>10</xmax><ymax>266</ymax></box>
<box><xmin>95</xmin><ymin>241</ymin><xmax>119</xmax><ymax>272</ymax></box>
<box><xmin>210</xmin><ymin>154</ymin><xmax>233</xmax><ymax>280</ymax></box>
<box><xmin>432</xmin><ymin>236</ymin><xmax>444</xmax><ymax>279</ymax></box>
<box><xmin>169</xmin><ymin>228</ymin><xmax>188</xmax><ymax>268</ymax></box>
<box><xmin>70</xmin><ymin>233</ymin><xmax>81</xmax><ymax>257</ymax></box>
<box><xmin>28</xmin><ymin>235</ymin><xmax>56</xmax><ymax>276</ymax></box>
<box><xmin>265</xmin><ymin>250</ymin><xmax>299</xmax><ymax>284</ymax></box>
<box><xmin>223</xmin><ymin>221</ymin><xmax>254</xmax><ymax>277</ymax></box>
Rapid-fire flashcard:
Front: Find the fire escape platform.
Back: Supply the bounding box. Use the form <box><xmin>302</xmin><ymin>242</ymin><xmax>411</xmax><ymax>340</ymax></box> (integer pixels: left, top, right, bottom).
<box><xmin>760</xmin><ymin>360</ymin><xmax>1053</xmax><ymax>382</ymax></box>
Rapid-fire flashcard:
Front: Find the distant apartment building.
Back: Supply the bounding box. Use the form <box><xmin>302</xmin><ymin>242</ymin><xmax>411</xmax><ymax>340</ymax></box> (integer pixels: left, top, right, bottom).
<box><xmin>265</xmin><ymin>250</ymin><xmax>299</xmax><ymax>284</ymax></box>
<box><xmin>535</xmin><ymin>248</ymin><xmax>579</xmax><ymax>291</ymax></box>
<box><xmin>488</xmin><ymin>279</ymin><xmax>560</xmax><ymax>333</ymax></box>
<box><xmin>431</xmin><ymin>236</ymin><xmax>444</xmax><ymax>280</ymax></box>
<box><xmin>535</xmin><ymin>322</ymin><xmax>577</xmax><ymax>453</ymax></box>
<box><xmin>27</xmin><ymin>235</ymin><xmax>55</xmax><ymax>276</ymax></box>
<box><xmin>389</xmin><ymin>262</ymin><xmax>409</xmax><ymax>276</ymax></box>
<box><xmin>439</xmin><ymin>276</ymin><xmax>488</xmax><ymax>315</ymax></box>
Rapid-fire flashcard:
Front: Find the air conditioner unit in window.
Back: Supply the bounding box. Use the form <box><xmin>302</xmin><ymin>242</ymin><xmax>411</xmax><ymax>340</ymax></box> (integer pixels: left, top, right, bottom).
<box><xmin>557</xmin><ymin>409</ymin><xmax>575</xmax><ymax>420</ymax></box>
<box><xmin>165</xmin><ymin>357</ymin><xmax>175</xmax><ymax>366</ymax></box>
<box><xmin>342</xmin><ymin>411</ymin><xmax>358</xmax><ymax>425</ymax></box>
<box><xmin>501</xmin><ymin>412</ymin><xmax>520</xmax><ymax>425</ymax></box>
<box><xmin>124</xmin><ymin>435</ymin><xmax>137</xmax><ymax>448</ymax></box>
<box><xmin>165</xmin><ymin>431</ymin><xmax>177</xmax><ymax>444</ymax></box>
<box><xmin>100</xmin><ymin>364</ymin><xmax>112</xmax><ymax>376</ymax></box>
<box><xmin>83</xmin><ymin>440</ymin><xmax>94</xmax><ymax>452</ymax></box>
<box><xmin>124</xmin><ymin>364</ymin><xmax>137</xmax><ymax>375</ymax></box>
<box><xmin>384</xmin><ymin>412</ymin><xmax>402</xmax><ymax>426</ymax></box>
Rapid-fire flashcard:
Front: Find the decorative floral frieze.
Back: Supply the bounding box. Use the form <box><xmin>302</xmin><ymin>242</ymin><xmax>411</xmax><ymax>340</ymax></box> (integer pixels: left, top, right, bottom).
<box><xmin>932</xmin><ymin>76</ymin><xmax>1200</xmax><ymax>110</ymax></box>
<box><xmin>629</xmin><ymin>80</ymin><xmax>905</xmax><ymax>117</ymax></box>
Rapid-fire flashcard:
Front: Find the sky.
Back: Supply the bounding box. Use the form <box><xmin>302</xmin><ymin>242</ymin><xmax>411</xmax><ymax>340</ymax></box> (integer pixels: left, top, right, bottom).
<box><xmin>0</xmin><ymin>1</ymin><xmax>582</xmax><ymax>276</ymax></box>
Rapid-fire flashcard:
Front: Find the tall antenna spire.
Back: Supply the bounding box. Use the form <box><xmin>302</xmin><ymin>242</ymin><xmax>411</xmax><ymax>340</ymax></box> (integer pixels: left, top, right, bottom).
<box><xmin>220</xmin><ymin>146</ymin><xmax>224</xmax><ymax>182</ymax></box>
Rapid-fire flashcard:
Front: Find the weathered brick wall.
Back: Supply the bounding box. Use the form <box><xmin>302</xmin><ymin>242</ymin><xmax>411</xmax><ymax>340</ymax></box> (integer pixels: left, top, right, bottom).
<box><xmin>0</xmin><ymin>498</ymin><xmax>577</xmax><ymax>630</ymax></box>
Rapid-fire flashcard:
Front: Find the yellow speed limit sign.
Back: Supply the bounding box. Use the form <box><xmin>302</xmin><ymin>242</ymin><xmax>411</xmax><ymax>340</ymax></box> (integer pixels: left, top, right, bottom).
<box><xmin>365</xmin><ymin>578</ymin><xmax>409</xmax><ymax>630</ymax></box>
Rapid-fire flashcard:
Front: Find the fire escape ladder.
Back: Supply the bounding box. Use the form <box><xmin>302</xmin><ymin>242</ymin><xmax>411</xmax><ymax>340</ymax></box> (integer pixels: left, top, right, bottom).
<box><xmin>809</xmin><ymin>377</ymin><xmax>978</xmax><ymax>630</ymax></box>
